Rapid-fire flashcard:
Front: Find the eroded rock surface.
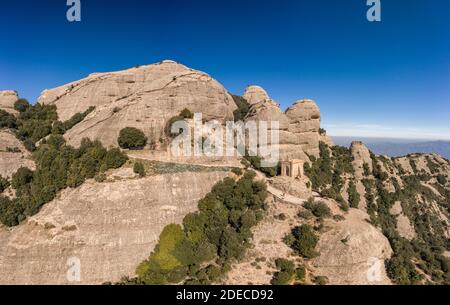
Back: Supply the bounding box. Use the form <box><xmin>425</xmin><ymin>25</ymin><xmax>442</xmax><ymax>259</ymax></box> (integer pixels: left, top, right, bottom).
<box><xmin>0</xmin><ymin>170</ymin><xmax>229</xmax><ymax>284</ymax></box>
<box><xmin>38</xmin><ymin>60</ymin><xmax>237</xmax><ymax>148</ymax></box>
<box><xmin>0</xmin><ymin>91</ymin><xmax>19</xmax><ymax>115</ymax></box>
<box><xmin>0</xmin><ymin>129</ymin><xmax>35</xmax><ymax>178</ymax></box>
<box><xmin>312</xmin><ymin>209</ymin><xmax>393</xmax><ymax>285</ymax></box>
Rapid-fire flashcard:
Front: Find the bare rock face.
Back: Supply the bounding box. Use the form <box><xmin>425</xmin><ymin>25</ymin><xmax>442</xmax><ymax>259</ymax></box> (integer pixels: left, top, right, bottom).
<box><xmin>313</xmin><ymin>209</ymin><xmax>393</xmax><ymax>285</ymax></box>
<box><xmin>351</xmin><ymin>141</ymin><xmax>373</xmax><ymax>178</ymax></box>
<box><xmin>38</xmin><ymin>60</ymin><xmax>237</xmax><ymax>148</ymax></box>
<box><xmin>0</xmin><ymin>170</ymin><xmax>230</xmax><ymax>284</ymax></box>
<box><xmin>245</xmin><ymin>99</ymin><xmax>289</xmax><ymax>130</ymax></box>
<box><xmin>244</xmin><ymin>88</ymin><xmax>325</xmax><ymax>161</ymax></box>
<box><xmin>0</xmin><ymin>91</ymin><xmax>19</xmax><ymax>115</ymax></box>
<box><xmin>0</xmin><ymin>129</ymin><xmax>35</xmax><ymax>178</ymax></box>
<box><xmin>269</xmin><ymin>176</ymin><xmax>312</xmax><ymax>200</ymax></box>
<box><xmin>243</xmin><ymin>85</ymin><xmax>270</xmax><ymax>105</ymax></box>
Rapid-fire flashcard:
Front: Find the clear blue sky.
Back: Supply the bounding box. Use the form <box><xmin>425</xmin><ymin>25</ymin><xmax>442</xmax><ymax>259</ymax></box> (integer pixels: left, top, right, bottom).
<box><xmin>1</xmin><ymin>0</ymin><xmax>449</xmax><ymax>140</ymax></box>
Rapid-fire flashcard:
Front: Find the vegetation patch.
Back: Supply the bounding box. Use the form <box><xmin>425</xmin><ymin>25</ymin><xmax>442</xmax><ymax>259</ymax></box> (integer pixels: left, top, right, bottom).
<box><xmin>0</xmin><ymin>136</ymin><xmax>128</xmax><ymax>227</ymax></box>
<box><xmin>118</xmin><ymin>171</ymin><xmax>268</xmax><ymax>285</ymax></box>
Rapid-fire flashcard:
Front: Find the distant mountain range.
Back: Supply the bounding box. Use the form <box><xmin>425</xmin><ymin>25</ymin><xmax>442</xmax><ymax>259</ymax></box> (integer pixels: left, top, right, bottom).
<box><xmin>333</xmin><ymin>137</ymin><xmax>450</xmax><ymax>160</ymax></box>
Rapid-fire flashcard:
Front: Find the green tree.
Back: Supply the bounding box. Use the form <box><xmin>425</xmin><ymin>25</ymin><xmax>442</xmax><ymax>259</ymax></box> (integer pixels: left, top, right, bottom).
<box><xmin>118</xmin><ymin>127</ymin><xmax>148</xmax><ymax>150</ymax></box>
<box><xmin>0</xmin><ymin>176</ymin><xmax>10</xmax><ymax>193</ymax></box>
<box><xmin>14</xmin><ymin>99</ymin><xmax>30</xmax><ymax>113</ymax></box>
<box><xmin>133</xmin><ymin>161</ymin><xmax>146</xmax><ymax>177</ymax></box>
<box><xmin>285</xmin><ymin>225</ymin><xmax>319</xmax><ymax>259</ymax></box>
<box><xmin>348</xmin><ymin>180</ymin><xmax>361</xmax><ymax>209</ymax></box>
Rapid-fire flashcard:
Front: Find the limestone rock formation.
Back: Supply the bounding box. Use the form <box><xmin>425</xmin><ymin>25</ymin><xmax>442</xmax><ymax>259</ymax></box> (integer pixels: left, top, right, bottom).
<box><xmin>0</xmin><ymin>170</ymin><xmax>230</xmax><ymax>284</ymax></box>
<box><xmin>0</xmin><ymin>129</ymin><xmax>35</xmax><ymax>178</ymax></box>
<box><xmin>0</xmin><ymin>91</ymin><xmax>19</xmax><ymax>115</ymax></box>
<box><xmin>243</xmin><ymin>85</ymin><xmax>270</xmax><ymax>105</ymax></box>
<box><xmin>351</xmin><ymin>141</ymin><xmax>373</xmax><ymax>178</ymax></box>
<box><xmin>312</xmin><ymin>208</ymin><xmax>393</xmax><ymax>285</ymax></box>
<box><xmin>269</xmin><ymin>176</ymin><xmax>312</xmax><ymax>200</ymax></box>
<box><xmin>244</xmin><ymin>86</ymin><xmax>327</xmax><ymax>161</ymax></box>
<box><xmin>38</xmin><ymin>60</ymin><xmax>237</xmax><ymax>148</ymax></box>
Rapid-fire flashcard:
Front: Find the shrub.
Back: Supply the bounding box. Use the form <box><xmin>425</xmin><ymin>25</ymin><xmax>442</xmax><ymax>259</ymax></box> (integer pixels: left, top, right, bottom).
<box><xmin>231</xmin><ymin>168</ymin><xmax>243</xmax><ymax>176</ymax></box>
<box><xmin>347</xmin><ymin>180</ymin><xmax>361</xmax><ymax>208</ymax></box>
<box><xmin>1</xmin><ymin>137</ymin><xmax>128</xmax><ymax>227</ymax></box>
<box><xmin>118</xmin><ymin>127</ymin><xmax>148</xmax><ymax>150</ymax></box>
<box><xmin>231</xmin><ymin>95</ymin><xmax>250</xmax><ymax>122</ymax></box>
<box><xmin>275</xmin><ymin>258</ymin><xmax>295</xmax><ymax>273</ymax></box>
<box><xmin>0</xmin><ymin>176</ymin><xmax>10</xmax><ymax>193</ymax></box>
<box><xmin>298</xmin><ymin>210</ymin><xmax>313</xmax><ymax>220</ymax></box>
<box><xmin>179</xmin><ymin>108</ymin><xmax>194</xmax><ymax>119</ymax></box>
<box><xmin>11</xmin><ymin>167</ymin><xmax>34</xmax><ymax>193</ymax></box>
<box><xmin>0</xmin><ymin>110</ymin><xmax>17</xmax><ymax>129</ymax></box>
<box><xmin>271</xmin><ymin>270</ymin><xmax>294</xmax><ymax>285</ymax></box>
<box><xmin>244</xmin><ymin>153</ymin><xmax>280</xmax><ymax>177</ymax></box>
<box><xmin>164</xmin><ymin>109</ymin><xmax>193</xmax><ymax>138</ymax></box>
<box><xmin>284</xmin><ymin>225</ymin><xmax>319</xmax><ymax>259</ymax></box>
<box><xmin>133</xmin><ymin>161</ymin><xmax>146</xmax><ymax>177</ymax></box>
<box><xmin>303</xmin><ymin>198</ymin><xmax>331</xmax><ymax>218</ymax></box>
<box><xmin>295</xmin><ymin>266</ymin><xmax>306</xmax><ymax>280</ymax></box>
<box><xmin>271</xmin><ymin>258</ymin><xmax>296</xmax><ymax>285</ymax></box>
<box><xmin>14</xmin><ymin>99</ymin><xmax>30</xmax><ymax>113</ymax></box>
<box><xmin>437</xmin><ymin>175</ymin><xmax>446</xmax><ymax>185</ymax></box>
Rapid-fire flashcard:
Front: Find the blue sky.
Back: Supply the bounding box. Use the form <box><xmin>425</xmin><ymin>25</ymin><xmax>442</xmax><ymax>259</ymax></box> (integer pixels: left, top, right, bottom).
<box><xmin>1</xmin><ymin>0</ymin><xmax>449</xmax><ymax>140</ymax></box>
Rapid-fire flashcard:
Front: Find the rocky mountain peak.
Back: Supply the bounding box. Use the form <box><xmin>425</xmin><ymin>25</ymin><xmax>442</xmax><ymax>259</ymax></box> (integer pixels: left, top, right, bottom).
<box><xmin>37</xmin><ymin>61</ymin><xmax>237</xmax><ymax>148</ymax></box>
<box><xmin>243</xmin><ymin>85</ymin><xmax>271</xmax><ymax>105</ymax></box>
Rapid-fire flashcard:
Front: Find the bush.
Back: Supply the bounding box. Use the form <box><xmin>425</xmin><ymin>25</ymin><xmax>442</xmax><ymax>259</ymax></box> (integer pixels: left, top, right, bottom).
<box><xmin>244</xmin><ymin>153</ymin><xmax>279</xmax><ymax>177</ymax></box>
<box><xmin>271</xmin><ymin>270</ymin><xmax>294</xmax><ymax>285</ymax></box>
<box><xmin>0</xmin><ymin>110</ymin><xmax>17</xmax><ymax>129</ymax></box>
<box><xmin>275</xmin><ymin>258</ymin><xmax>295</xmax><ymax>272</ymax></box>
<box><xmin>134</xmin><ymin>162</ymin><xmax>146</xmax><ymax>177</ymax></box>
<box><xmin>11</xmin><ymin>167</ymin><xmax>34</xmax><ymax>194</ymax></box>
<box><xmin>295</xmin><ymin>266</ymin><xmax>306</xmax><ymax>280</ymax></box>
<box><xmin>347</xmin><ymin>180</ymin><xmax>361</xmax><ymax>208</ymax></box>
<box><xmin>179</xmin><ymin>108</ymin><xmax>194</xmax><ymax>119</ymax></box>
<box><xmin>231</xmin><ymin>168</ymin><xmax>243</xmax><ymax>176</ymax></box>
<box><xmin>437</xmin><ymin>175</ymin><xmax>447</xmax><ymax>185</ymax></box>
<box><xmin>118</xmin><ymin>127</ymin><xmax>148</xmax><ymax>150</ymax></box>
<box><xmin>284</xmin><ymin>225</ymin><xmax>319</xmax><ymax>259</ymax></box>
<box><xmin>231</xmin><ymin>95</ymin><xmax>250</xmax><ymax>122</ymax></box>
<box><xmin>271</xmin><ymin>258</ymin><xmax>296</xmax><ymax>285</ymax></box>
<box><xmin>0</xmin><ymin>176</ymin><xmax>10</xmax><ymax>193</ymax></box>
<box><xmin>164</xmin><ymin>109</ymin><xmax>193</xmax><ymax>138</ymax></box>
<box><xmin>14</xmin><ymin>99</ymin><xmax>30</xmax><ymax>113</ymax></box>
<box><xmin>1</xmin><ymin>137</ymin><xmax>128</xmax><ymax>227</ymax></box>
<box><xmin>303</xmin><ymin>198</ymin><xmax>331</xmax><ymax>218</ymax></box>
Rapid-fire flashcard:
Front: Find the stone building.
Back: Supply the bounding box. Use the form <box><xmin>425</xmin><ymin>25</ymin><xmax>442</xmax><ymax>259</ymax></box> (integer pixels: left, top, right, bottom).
<box><xmin>281</xmin><ymin>159</ymin><xmax>304</xmax><ymax>179</ymax></box>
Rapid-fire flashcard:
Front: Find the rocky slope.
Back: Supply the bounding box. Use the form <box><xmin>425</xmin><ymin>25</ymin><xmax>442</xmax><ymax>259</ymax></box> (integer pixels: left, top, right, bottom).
<box><xmin>0</xmin><ymin>168</ymin><xmax>230</xmax><ymax>284</ymax></box>
<box><xmin>0</xmin><ymin>129</ymin><xmax>35</xmax><ymax>178</ymax></box>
